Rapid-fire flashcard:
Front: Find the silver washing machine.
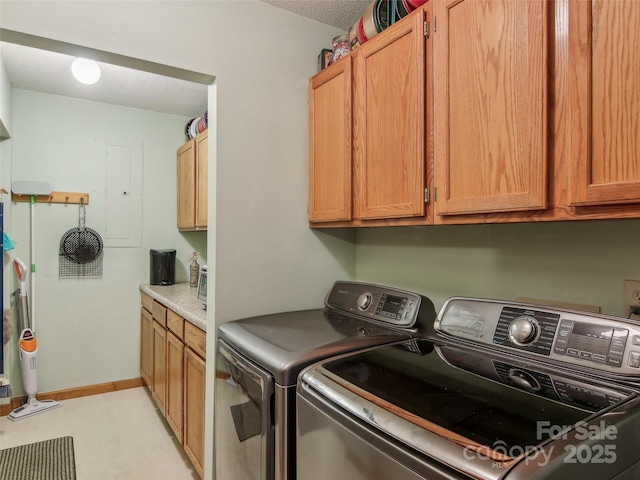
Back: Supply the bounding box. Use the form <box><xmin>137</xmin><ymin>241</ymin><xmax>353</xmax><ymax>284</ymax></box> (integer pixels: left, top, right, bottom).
<box><xmin>297</xmin><ymin>297</ymin><xmax>640</xmax><ymax>479</ymax></box>
<box><xmin>214</xmin><ymin>281</ymin><xmax>436</xmax><ymax>480</ymax></box>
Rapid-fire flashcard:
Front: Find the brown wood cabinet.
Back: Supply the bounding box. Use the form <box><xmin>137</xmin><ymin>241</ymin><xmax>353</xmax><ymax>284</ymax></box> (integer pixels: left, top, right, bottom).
<box><xmin>177</xmin><ymin>130</ymin><xmax>208</xmax><ymax>231</ymax></box>
<box><xmin>184</xmin><ymin>346</ymin><xmax>206</xmax><ymax>479</ymax></box>
<box><xmin>568</xmin><ymin>0</ymin><xmax>640</xmax><ymax>207</ymax></box>
<box><xmin>308</xmin><ymin>57</ymin><xmax>353</xmax><ymax>222</ymax></box>
<box><xmin>354</xmin><ymin>10</ymin><xmax>428</xmax><ymax>221</ymax></box>
<box><xmin>139</xmin><ymin>293</ymin><xmax>206</xmax><ymax>478</ymax></box>
<box><xmin>152</xmin><ymin>319</ymin><xmax>167</xmax><ymax>416</ymax></box>
<box><xmin>140</xmin><ymin>294</ymin><xmax>154</xmax><ymax>387</ymax></box>
<box><xmin>308</xmin><ymin>6</ymin><xmax>432</xmax><ymax>226</ymax></box>
<box><xmin>433</xmin><ymin>0</ymin><xmax>548</xmax><ymax>217</ymax></box>
<box><xmin>166</xmin><ymin>330</ymin><xmax>184</xmax><ymax>443</ymax></box>
<box><xmin>308</xmin><ymin>0</ymin><xmax>640</xmax><ymax>227</ymax></box>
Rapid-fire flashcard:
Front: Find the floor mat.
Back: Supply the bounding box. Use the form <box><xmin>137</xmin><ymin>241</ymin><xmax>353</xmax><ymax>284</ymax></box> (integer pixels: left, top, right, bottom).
<box><xmin>0</xmin><ymin>436</ymin><xmax>76</xmax><ymax>480</ymax></box>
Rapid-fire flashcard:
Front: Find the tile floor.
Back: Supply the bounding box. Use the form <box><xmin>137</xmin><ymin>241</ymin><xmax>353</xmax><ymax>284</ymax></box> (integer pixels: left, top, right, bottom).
<box><xmin>0</xmin><ymin>387</ymin><xmax>199</xmax><ymax>479</ymax></box>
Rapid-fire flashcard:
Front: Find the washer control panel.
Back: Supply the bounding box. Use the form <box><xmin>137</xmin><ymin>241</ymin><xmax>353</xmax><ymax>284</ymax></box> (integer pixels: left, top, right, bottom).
<box><xmin>492</xmin><ymin>360</ymin><xmax>626</xmax><ymax>410</ymax></box>
<box><xmin>553</xmin><ymin>319</ymin><xmax>629</xmax><ymax>368</ymax></box>
<box><xmin>492</xmin><ymin>306</ymin><xmax>559</xmax><ymax>356</ymax></box>
<box><xmin>435</xmin><ymin>297</ymin><xmax>640</xmax><ymax>375</ymax></box>
<box><xmin>325</xmin><ymin>281</ymin><xmax>422</xmax><ymax>328</ymax></box>
<box><xmin>438</xmin><ymin>344</ymin><xmax>631</xmax><ymax>411</ymax></box>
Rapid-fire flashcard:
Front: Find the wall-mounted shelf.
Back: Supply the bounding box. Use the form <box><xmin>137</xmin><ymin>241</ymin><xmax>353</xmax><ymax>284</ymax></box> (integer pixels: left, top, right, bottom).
<box><xmin>11</xmin><ymin>191</ymin><xmax>90</xmax><ymax>205</ymax></box>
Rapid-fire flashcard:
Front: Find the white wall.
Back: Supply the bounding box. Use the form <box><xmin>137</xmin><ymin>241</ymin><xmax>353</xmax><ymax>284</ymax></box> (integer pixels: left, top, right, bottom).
<box><xmin>0</xmin><ymin>53</ymin><xmax>11</xmax><ymax>137</ymax></box>
<box><xmin>1</xmin><ymin>2</ymin><xmax>355</xmax><ymax>478</ymax></box>
<box><xmin>8</xmin><ymin>89</ymin><xmax>205</xmax><ymax>394</ymax></box>
<box><xmin>0</xmin><ymin>0</ymin><xmax>355</xmax><ymax>316</ymax></box>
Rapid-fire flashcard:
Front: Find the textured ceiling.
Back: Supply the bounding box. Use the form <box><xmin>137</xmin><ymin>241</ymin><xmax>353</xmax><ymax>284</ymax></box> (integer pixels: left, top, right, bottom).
<box><xmin>0</xmin><ymin>0</ymin><xmax>368</xmax><ymax>118</ymax></box>
<box><xmin>1</xmin><ymin>42</ymin><xmax>210</xmax><ymax>118</ymax></box>
<box><xmin>259</xmin><ymin>0</ymin><xmax>370</xmax><ymax>31</ymax></box>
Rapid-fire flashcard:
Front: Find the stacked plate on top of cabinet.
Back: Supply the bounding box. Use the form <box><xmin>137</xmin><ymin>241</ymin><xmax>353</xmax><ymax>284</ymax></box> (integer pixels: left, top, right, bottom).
<box><xmin>185</xmin><ymin>111</ymin><xmax>208</xmax><ymax>140</ymax></box>
<box><xmin>349</xmin><ymin>0</ymin><xmax>430</xmax><ymax>50</ymax></box>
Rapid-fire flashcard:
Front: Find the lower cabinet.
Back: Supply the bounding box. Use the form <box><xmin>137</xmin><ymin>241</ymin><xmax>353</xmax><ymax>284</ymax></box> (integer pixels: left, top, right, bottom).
<box><xmin>140</xmin><ymin>306</ymin><xmax>153</xmax><ymax>387</ymax></box>
<box><xmin>166</xmin><ymin>330</ymin><xmax>185</xmax><ymax>443</ymax></box>
<box><xmin>184</xmin><ymin>347</ymin><xmax>206</xmax><ymax>478</ymax></box>
<box><xmin>152</xmin><ymin>319</ymin><xmax>167</xmax><ymax>416</ymax></box>
<box><xmin>140</xmin><ymin>293</ymin><xmax>206</xmax><ymax>478</ymax></box>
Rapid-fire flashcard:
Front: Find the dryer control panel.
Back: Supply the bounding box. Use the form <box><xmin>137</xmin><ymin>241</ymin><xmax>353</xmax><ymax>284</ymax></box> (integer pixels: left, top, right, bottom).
<box><xmin>325</xmin><ymin>281</ymin><xmax>422</xmax><ymax>328</ymax></box>
<box><xmin>435</xmin><ymin>297</ymin><xmax>640</xmax><ymax>376</ymax></box>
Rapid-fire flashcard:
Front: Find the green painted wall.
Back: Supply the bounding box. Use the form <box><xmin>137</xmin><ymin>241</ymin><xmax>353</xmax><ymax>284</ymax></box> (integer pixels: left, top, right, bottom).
<box><xmin>355</xmin><ymin>219</ymin><xmax>640</xmax><ymax>318</ymax></box>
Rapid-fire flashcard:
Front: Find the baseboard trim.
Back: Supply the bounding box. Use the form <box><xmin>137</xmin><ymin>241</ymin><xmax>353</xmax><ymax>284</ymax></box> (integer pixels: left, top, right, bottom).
<box><xmin>0</xmin><ymin>377</ymin><xmax>145</xmax><ymax>416</ymax></box>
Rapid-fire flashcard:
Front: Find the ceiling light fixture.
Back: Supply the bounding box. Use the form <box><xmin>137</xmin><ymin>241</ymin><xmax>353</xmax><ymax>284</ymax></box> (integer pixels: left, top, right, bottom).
<box><xmin>71</xmin><ymin>58</ymin><xmax>101</xmax><ymax>85</ymax></box>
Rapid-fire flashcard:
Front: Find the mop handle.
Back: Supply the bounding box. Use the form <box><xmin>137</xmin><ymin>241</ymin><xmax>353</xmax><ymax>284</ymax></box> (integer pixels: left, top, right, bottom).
<box><xmin>30</xmin><ymin>195</ymin><xmax>36</xmax><ymax>333</ymax></box>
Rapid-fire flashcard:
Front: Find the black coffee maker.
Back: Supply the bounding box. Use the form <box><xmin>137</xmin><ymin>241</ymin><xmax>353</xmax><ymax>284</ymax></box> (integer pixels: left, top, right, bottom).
<box><xmin>150</xmin><ymin>249</ymin><xmax>176</xmax><ymax>285</ymax></box>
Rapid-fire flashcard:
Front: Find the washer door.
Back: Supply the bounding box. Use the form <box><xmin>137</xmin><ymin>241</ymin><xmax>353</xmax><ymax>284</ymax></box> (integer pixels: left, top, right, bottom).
<box><xmin>215</xmin><ymin>339</ymin><xmax>274</xmax><ymax>480</ymax></box>
<box><xmin>298</xmin><ymin>340</ymin><xmax>637</xmax><ymax>480</ymax></box>
<box><xmin>297</xmin><ymin>385</ymin><xmax>462</xmax><ymax>480</ymax></box>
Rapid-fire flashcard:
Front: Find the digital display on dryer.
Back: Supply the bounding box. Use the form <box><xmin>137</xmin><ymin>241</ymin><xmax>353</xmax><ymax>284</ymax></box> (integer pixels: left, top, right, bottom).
<box><xmin>382</xmin><ymin>295</ymin><xmax>404</xmax><ymax>315</ymax></box>
<box><xmin>375</xmin><ymin>294</ymin><xmax>407</xmax><ymax>320</ymax></box>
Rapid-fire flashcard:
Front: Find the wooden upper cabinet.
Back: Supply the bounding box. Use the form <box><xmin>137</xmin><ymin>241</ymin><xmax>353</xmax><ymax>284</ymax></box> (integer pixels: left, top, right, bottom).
<box><xmin>195</xmin><ymin>131</ymin><xmax>208</xmax><ymax>228</ymax></box>
<box><xmin>177</xmin><ymin>139</ymin><xmax>196</xmax><ymax>229</ymax></box>
<box><xmin>569</xmin><ymin>0</ymin><xmax>640</xmax><ymax>206</ymax></box>
<box><xmin>434</xmin><ymin>0</ymin><xmax>548</xmax><ymax>216</ymax></box>
<box><xmin>354</xmin><ymin>11</ymin><xmax>426</xmax><ymax>220</ymax></box>
<box><xmin>177</xmin><ymin>131</ymin><xmax>208</xmax><ymax>230</ymax></box>
<box><xmin>308</xmin><ymin>58</ymin><xmax>353</xmax><ymax>223</ymax></box>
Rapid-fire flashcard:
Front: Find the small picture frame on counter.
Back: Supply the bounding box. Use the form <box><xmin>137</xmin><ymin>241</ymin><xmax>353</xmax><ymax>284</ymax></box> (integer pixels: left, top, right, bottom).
<box><xmin>318</xmin><ymin>48</ymin><xmax>333</xmax><ymax>72</ymax></box>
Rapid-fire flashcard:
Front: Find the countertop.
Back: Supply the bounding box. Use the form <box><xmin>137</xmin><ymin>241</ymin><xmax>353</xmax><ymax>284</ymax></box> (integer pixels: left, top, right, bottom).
<box><xmin>140</xmin><ymin>283</ymin><xmax>207</xmax><ymax>332</ymax></box>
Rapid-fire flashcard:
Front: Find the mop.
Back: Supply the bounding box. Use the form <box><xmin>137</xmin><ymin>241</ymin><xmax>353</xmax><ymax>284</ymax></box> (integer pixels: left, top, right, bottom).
<box><xmin>8</xmin><ymin>258</ymin><xmax>61</xmax><ymax>420</ymax></box>
<box><xmin>9</xmin><ymin>181</ymin><xmax>61</xmax><ymax>420</ymax></box>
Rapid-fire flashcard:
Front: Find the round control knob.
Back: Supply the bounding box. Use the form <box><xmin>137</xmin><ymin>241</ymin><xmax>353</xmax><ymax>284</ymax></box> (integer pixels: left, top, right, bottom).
<box><xmin>357</xmin><ymin>292</ymin><xmax>373</xmax><ymax>311</ymax></box>
<box><xmin>508</xmin><ymin>315</ymin><xmax>539</xmax><ymax>345</ymax></box>
<box><xmin>508</xmin><ymin>369</ymin><xmax>541</xmax><ymax>392</ymax></box>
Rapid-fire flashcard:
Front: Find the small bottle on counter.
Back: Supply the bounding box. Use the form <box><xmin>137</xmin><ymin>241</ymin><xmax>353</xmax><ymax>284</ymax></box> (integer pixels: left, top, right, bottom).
<box><xmin>189</xmin><ymin>251</ymin><xmax>200</xmax><ymax>288</ymax></box>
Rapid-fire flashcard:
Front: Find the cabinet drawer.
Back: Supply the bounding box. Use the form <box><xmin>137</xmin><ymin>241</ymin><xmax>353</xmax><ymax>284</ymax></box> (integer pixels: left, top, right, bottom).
<box><xmin>167</xmin><ymin>310</ymin><xmax>184</xmax><ymax>340</ymax></box>
<box><xmin>152</xmin><ymin>301</ymin><xmax>167</xmax><ymax>328</ymax></box>
<box><xmin>141</xmin><ymin>292</ymin><xmax>154</xmax><ymax>312</ymax></box>
<box><xmin>185</xmin><ymin>322</ymin><xmax>206</xmax><ymax>359</ymax></box>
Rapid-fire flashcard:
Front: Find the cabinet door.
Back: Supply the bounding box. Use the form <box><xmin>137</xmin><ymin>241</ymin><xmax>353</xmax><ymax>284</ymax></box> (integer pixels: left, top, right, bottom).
<box><xmin>140</xmin><ymin>307</ymin><xmax>153</xmax><ymax>387</ymax></box>
<box><xmin>166</xmin><ymin>330</ymin><xmax>184</xmax><ymax>443</ymax></box>
<box><xmin>184</xmin><ymin>348</ymin><xmax>205</xmax><ymax>478</ymax></box>
<box><xmin>569</xmin><ymin>0</ymin><xmax>640</xmax><ymax>206</ymax></box>
<box><xmin>354</xmin><ymin>12</ymin><xmax>426</xmax><ymax>220</ymax></box>
<box><xmin>152</xmin><ymin>320</ymin><xmax>167</xmax><ymax>416</ymax></box>
<box><xmin>434</xmin><ymin>0</ymin><xmax>548</xmax><ymax>216</ymax></box>
<box><xmin>309</xmin><ymin>58</ymin><xmax>353</xmax><ymax>222</ymax></box>
<box><xmin>195</xmin><ymin>131</ymin><xmax>208</xmax><ymax>228</ymax></box>
<box><xmin>177</xmin><ymin>139</ymin><xmax>196</xmax><ymax>229</ymax></box>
